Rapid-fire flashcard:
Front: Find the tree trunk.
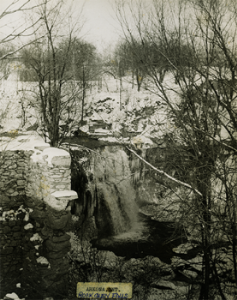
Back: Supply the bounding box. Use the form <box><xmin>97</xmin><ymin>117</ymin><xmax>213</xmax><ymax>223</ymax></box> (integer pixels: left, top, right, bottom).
<box><xmin>118</xmin><ymin>60</ymin><xmax>123</xmax><ymax>109</ymax></box>
<box><xmin>197</xmin><ymin>151</ymin><xmax>213</xmax><ymax>300</ymax></box>
<box><xmin>136</xmin><ymin>69</ymin><xmax>143</xmax><ymax>92</ymax></box>
<box><xmin>81</xmin><ymin>64</ymin><xmax>85</xmax><ymax>124</ymax></box>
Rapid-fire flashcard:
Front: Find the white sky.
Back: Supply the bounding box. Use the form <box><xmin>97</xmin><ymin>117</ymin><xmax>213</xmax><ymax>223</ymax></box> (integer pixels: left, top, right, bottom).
<box><xmin>0</xmin><ymin>0</ymin><xmax>235</xmax><ymax>55</ymax></box>
<box><xmin>0</xmin><ymin>0</ymin><xmax>123</xmax><ymax>53</ymax></box>
<box><xmin>82</xmin><ymin>0</ymin><xmax>121</xmax><ymax>52</ymax></box>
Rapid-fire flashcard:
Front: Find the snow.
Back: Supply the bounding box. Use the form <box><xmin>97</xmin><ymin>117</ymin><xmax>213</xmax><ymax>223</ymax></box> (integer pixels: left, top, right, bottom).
<box><xmin>42</xmin><ymin>147</ymin><xmax>70</xmax><ymax>166</ymax></box>
<box><xmin>36</xmin><ymin>256</ymin><xmax>50</xmax><ymax>265</ymax></box>
<box><xmin>30</xmin><ymin>233</ymin><xmax>43</xmax><ymax>243</ymax></box>
<box><xmin>94</xmin><ymin>128</ymin><xmax>112</xmax><ymax>134</ymax></box>
<box><xmin>24</xmin><ymin>223</ymin><xmax>33</xmax><ymax>230</ymax></box>
<box><xmin>31</xmin><ymin>151</ymin><xmax>44</xmax><ymax>164</ymax></box>
<box><xmin>132</xmin><ymin>135</ymin><xmax>154</xmax><ymax>146</ymax></box>
<box><xmin>52</xmin><ymin>190</ymin><xmax>77</xmax><ymax>198</ymax></box>
<box><xmin>31</xmin><ymin>147</ymin><xmax>70</xmax><ymax>166</ymax></box>
<box><xmin>4</xmin><ymin>293</ymin><xmax>23</xmax><ymax>300</ymax></box>
<box><xmin>23</xmin><ymin>212</ymin><xmax>29</xmax><ymax>222</ymax></box>
<box><xmin>0</xmin><ymin>76</ymin><xmax>170</xmax><ymax>155</ymax></box>
<box><xmin>42</xmin><ymin>188</ymin><xmax>77</xmax><ymax>211</ymax></box>
<box><xmin>0</xmin><ymin>132</ymin><xmax>49</xmax><ymax>151</ymax></box>
<box><xmin>98</xmin><ymin>136</ymin><xmax>128</xmax><ymax>143</ymax></box>
<box><xmin>79</xmin><ymin>125</ymin><xmax>89</xmax><ymax>132</ymax></box>
<box><xmin>44</xmin><ymin>194</ymin><xmax>69</xmax><ymax>211</ymax></box>
<box><xmin>16</xmin><ymin>283</ymin><xmax>21</xmax><ymax>288</ymax></box>
<box><xmin>1</xmin><ymin>206</ymin><xmax>31</xmax><ymax>221</ymax></box>
<box><xmin>90</xmin><ymin>111</ymin><xmax>104</xmax><ymax>121</ymax></box>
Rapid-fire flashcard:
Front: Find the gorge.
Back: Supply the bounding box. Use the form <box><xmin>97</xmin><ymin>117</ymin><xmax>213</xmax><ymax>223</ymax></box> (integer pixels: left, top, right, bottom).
<box><xmin>0</xmin><ymin>135</ymin><xmax>235</xmax><ymax>300</ymax></box>
<box><xmin>69</xmin><ymin>142</ymin><xmax>192</xmax><ymax>263</ymax></box>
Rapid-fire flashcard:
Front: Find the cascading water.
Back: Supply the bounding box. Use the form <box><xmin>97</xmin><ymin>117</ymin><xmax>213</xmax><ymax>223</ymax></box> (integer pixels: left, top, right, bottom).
<box><xmin>93</xmin><ymin>146</ymin><xmax>139</xmax><ymax>237</ymax></box>
<box><xmin>70</xmin><ymin>143</ymin><xmax>183</xmax><ymax>262</ymax></box>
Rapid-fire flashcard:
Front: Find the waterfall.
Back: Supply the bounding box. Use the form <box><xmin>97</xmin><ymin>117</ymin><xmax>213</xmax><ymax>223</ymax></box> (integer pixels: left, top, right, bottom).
<box><xmin>93</xmin><ymin>146</ymin><xmax>139</xmax><ymax>237</ymax></box>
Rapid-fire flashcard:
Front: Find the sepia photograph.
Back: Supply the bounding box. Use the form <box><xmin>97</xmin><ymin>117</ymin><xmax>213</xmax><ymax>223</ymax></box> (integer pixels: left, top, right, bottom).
<box><xmin>0</xmin><ymin>0</ymin><xmax>236</xmax><ymax>299</ymax></box>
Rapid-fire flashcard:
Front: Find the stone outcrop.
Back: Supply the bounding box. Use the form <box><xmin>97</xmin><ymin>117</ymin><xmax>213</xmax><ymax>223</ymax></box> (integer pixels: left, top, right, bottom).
<box><xmin>0</xmin><ymin>146</ymin><xmax>77</xmax><ymax>299</ymax></box>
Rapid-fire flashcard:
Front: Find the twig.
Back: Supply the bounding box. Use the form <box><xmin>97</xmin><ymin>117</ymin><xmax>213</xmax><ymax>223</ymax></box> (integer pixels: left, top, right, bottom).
<box><xmin>126</xmin><ymin>146</ymin><xmax>203</xmax><ymax>197</ymax></box>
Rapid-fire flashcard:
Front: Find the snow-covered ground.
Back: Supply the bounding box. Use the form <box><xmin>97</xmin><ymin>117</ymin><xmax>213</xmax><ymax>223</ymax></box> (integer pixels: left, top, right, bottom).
<box><xmin>0</xmin><ymin>131</ymin><xmax>48</xmax><ymax>151</ymax></box>
<box><xmin>0</xmin><ymin>68</ymin><xmax>234</xmax><ymax>149</ymax></box>
<box><xmin>0</xmin><ymin>75</ymin><xmax>174</xmax><ymax>149</ymax></box>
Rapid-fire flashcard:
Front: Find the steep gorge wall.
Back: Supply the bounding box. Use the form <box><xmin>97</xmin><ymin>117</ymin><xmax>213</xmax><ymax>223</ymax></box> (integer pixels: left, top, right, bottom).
<box><xmin>0</xmin><ymin>146</ymin><xmax>77</xmax><ymax>299</ymax></box>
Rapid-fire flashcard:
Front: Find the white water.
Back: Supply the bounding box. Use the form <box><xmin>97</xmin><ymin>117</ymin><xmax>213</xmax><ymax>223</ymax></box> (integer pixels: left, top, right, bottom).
<box><xmin>93</xmin><ymin>146</ymin><xmax>139</xmax><ymax>236</ymax></box>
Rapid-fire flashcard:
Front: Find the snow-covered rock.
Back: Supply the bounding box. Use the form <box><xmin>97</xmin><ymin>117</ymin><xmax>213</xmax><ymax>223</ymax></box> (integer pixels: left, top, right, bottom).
<box><xmin>151</xmin><ymin>280</ymin><xmax>176</xmax><ymax>290</ymax></box>
<box><xmin>30</xmin><ymin>233</ymin><xmax>43</xmax><ymax>243</ymax></box>
<box><xmin>3</xmin><ymin>292</ymin><xmax>23</xmax><ymax>300</ymax></box>
<box><xmin>36</xmin><ymin>256</ymin><xmax>50</xmax><ymax>266</ymax></box>
<box><xmin>24</xmin><ymin>223</ymin><xmax>33</xmax><ymax>230</ymax></box>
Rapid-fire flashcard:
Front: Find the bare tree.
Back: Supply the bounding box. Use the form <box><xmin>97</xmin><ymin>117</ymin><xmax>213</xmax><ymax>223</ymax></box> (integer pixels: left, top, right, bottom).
<box><xmin>0</xmin><ymin>0</ymin><xmax>45</xmax><ymax>135</ymax></box>
<box><xmin>0</xmin><ymin>0</ymin><xmax>43</xmax><ymax>60</ymax></box>
<box><xmin>116</xmin><ymin>0</ymin><xmax>237</xmax><ymax>299</ymax></box>
<box><xmin>20</xmin><ymin>0</ymin><xmax>86</xmax><ymax>147</ymax></box>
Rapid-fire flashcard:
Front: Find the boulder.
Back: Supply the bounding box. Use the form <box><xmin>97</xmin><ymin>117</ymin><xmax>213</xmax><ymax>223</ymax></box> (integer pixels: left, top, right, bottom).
<box><xmin>41</xmin><ymin>226</ymin><xmax>53</xmax><ymax>239</ymax></box>
<box><xmin>151</xmin><ymin>280</ymin><xmax>176</xmax><ymax>290</ymax></box>
<box><xmin>47</xmin><ymin>248</ymin><xmax>69</xmax><ymax>259</ymax></box>
<box><xmin>45</xmin><ymin>239</ymin><xmax>70</xmax><ymax>252</ymax></box>
<box><xmin>45</xmin><ymin>211</ymin><xmax>71</xmax><ymax>230</ymax></box>
<box><xmin>52</xmin><ymin>233</ymin><xmax>70</xmax><ymax>242</ymax></box>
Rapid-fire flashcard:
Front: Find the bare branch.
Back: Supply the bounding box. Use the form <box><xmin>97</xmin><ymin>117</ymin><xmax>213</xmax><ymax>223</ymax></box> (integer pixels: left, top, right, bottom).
<box><xmin>126</xmin><ymin>147</ymin><xmax>203</xmax><ymax>197</ymax></box>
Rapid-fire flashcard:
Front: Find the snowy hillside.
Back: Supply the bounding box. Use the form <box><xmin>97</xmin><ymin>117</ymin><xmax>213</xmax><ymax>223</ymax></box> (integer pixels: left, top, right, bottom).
<box><xmin>0</xmin><ymin>73</ymin><xmax>178</xmax><ymax>149</ymax></box>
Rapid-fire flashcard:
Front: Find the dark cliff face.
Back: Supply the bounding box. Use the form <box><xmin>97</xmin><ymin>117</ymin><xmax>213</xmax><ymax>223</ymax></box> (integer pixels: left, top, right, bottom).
<box><xmin>70</xmin><ymin>149</ymin><xmax>91</xmax><ymax>225</ymax></box>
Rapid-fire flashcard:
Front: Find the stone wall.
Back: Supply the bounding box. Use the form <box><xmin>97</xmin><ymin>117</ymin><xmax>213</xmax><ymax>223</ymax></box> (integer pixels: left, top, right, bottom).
<box><xmin>0</xmin><ymin>193</ymin><xmax>30</xmax><ymax>277</ymax></box>
<box><xmin>0</xmin><ymin>150</ymin><xmax>33</xmax><ymax>284</ymax></box>
<box><xmin>0</xmin><ymin>146</ymin><xmax>78</xmax><ymax>299</ymax></box>
<box><xmin>0</xmin><ymin>150</ymin><xmax>32</xmax><ymax>197</ymax></box>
